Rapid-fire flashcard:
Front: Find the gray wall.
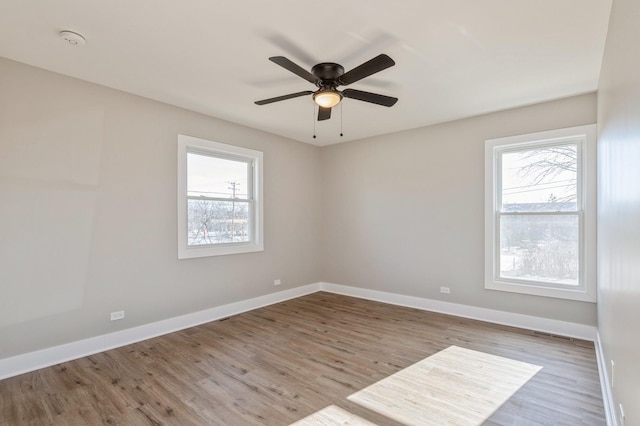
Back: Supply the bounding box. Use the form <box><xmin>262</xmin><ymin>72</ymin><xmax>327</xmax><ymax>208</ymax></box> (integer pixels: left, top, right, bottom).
<box><xmin>0</xmin><ymin>56</ymin><xmax>601</xmax><ymax>363</ymax></box>
<box><xmin>0</xmin><ymin>58</ymin><xmax>322</xmax><ymax>359</ymax></box>
<box><xmin>320</xmin><ymin>93</ymin><xmax>598</xmax><ymax>324</ymax></box>
<box><xmin>597</xmin><ymin>0</ymin><xmax>640</xmax><ymax>421</ymax></box>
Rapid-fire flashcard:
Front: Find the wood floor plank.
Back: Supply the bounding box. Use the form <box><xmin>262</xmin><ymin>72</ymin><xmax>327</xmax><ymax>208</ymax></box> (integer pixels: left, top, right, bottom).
<box><xmin>0</xmin><ymin>292</ymin><xmax>605</xmax><ymax>425</ymax></box>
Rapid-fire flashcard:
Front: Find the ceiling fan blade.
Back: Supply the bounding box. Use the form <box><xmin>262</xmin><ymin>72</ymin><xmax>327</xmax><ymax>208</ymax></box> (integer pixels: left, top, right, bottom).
<box><xmin>339</xmin><ymin>54</ymin><xmax>395</xmax><ymax>86</ymax></box>
<box><xmin>318</xmin><ymin>107</ymin><xmax>331</xmax><ymax>121</ymax></box>
<box><xmin>269</xmin><ymin>56</ymin><xmax>319</xmax><ymax>84</ymax></box>
<box><xmin>255</xmin><ymin>91</ymin><xmax>313</xmax><ymax>105</ymax></box>
<box><xmin>342</xmin><ymin>89</ymin><xmax>398</xmax><ymax>107</ymax></box>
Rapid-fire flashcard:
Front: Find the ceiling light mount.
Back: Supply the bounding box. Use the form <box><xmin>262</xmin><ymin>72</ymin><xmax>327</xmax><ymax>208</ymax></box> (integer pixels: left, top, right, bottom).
<box><xmin>311</xmin><ymin>62</ymin><xmax>344</xmax><ymax>82</ymax></box>
<box><xmin>59</xmin><ymin>30</ymin><xmax>86</xmax><ymax>46</ymax></box>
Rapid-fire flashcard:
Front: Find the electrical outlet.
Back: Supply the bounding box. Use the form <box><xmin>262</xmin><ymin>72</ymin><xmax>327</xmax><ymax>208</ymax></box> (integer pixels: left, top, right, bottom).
<box><xmin>274</xmin><ymin>279</ymin><xmax>281</xmax><ymax>286</ymax></box>
<box><xmin>110</xmin><ymin>311</ymin><xmax>125</xmax><ymax>321</ymax></box>
<box><xmin>440</xmin><ymin>287</ymin><xmax>451</xmax><ymax>294</ymax></box>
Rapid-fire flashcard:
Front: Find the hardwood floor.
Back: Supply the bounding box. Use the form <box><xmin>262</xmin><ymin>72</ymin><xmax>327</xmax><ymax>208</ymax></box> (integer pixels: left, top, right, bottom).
<box><xmin>0</xmin><ymin>292</ymin><xmax>605</xmax><ymax>425</ymax></box>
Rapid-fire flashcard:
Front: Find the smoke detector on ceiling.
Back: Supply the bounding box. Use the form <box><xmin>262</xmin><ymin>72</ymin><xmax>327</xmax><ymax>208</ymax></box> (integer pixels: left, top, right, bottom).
<box><xmin>59</xmin><ymin>30</ymin><xmax>86</xmax><ymax>46</ymax></box>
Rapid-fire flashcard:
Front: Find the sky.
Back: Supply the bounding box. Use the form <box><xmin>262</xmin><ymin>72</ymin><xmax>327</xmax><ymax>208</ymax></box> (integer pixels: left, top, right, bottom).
<box><xmin>187</xmin><ymin>153</ymin><xmax>249</xmax><ymax>199</ymax></box>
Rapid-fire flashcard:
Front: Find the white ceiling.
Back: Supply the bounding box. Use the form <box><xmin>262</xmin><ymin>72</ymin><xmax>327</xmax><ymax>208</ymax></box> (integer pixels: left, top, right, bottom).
<box><xmin>0</xmin><ymin>0</ymin><xmax>611</xmax><ymax>146</ymax></box>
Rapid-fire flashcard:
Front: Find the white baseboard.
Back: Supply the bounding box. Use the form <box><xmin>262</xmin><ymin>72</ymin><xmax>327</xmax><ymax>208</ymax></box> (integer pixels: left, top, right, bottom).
<box><xmin>0</xmin><ymin>281</ymin><xmax>598</xmax><ymax>381</ymax></box>
<box><xmin>0</xmin><ymin>283</ymin><xmax>321</xmax><ymax>381</ymax></box>
<box><xmin>318</xmin><ymin>282</ymin><xmax>597</xmax><ymax>341</ymax></box>
<box><xmin>595</xmin><ymin>331</ymin><xmax>617</xmax><ymax>426</ymax></box>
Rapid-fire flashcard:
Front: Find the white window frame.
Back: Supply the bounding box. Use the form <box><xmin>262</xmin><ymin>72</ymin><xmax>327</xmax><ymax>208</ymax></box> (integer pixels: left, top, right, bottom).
<box><xmin>484</xmin><ymin>124</ymin><xmax>596</xmax><ymax>302</ymax></box>
<box><xmin>177</xmin><ymin>134</ymin><xmax>263</xmax><ymax>259</ymax></box>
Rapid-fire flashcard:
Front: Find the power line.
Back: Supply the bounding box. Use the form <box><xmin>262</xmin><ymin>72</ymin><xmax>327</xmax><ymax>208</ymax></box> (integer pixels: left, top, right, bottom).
<box><xmin>503</xmin><ymin>178</ymin><xmax>575</xmax><ymax>191</ymax></box>
<box><xmin>503</xmin><ymin>183</ymin><xmax>576</xmax><ymax>195</ymax></box>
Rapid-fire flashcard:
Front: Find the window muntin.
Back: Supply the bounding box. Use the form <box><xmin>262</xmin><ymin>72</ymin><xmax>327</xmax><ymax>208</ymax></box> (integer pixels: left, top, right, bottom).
<box><xmin>178</xmin><ymin>135</ymin><xmax>263</xmax><ymax>259</ymax></box>
<box><xmin>485</xmin><ymin>125</ymin><xmax>596</xmax><ymax>302</ymax></box>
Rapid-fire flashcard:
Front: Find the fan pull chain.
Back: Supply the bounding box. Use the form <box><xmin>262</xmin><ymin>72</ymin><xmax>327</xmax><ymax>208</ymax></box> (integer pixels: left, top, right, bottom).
<box><xmin>340</xmin><ymin>102</ymin><xmax>344</xmax><ymax>137</ymax></box>
<box><xmin>313</xmin><ymin>103</ymin><xmax>317</xmax><ymax>139</ymax></box>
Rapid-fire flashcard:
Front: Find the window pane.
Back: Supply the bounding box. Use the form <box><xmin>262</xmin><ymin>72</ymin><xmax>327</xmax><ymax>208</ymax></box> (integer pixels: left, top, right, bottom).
<box><xmin>187</xmin><ymin>199</ymin><xmax>250</xmax><ymax>245</ymax></box>
<box><xmin>501</xmin><ymin>144</ymin><xmax>577</xmax><ymax>212</ymax></box>
<box><xmin>187</xmin><ymin>153</ymin><xmax>249</xmax><ymax>199</ymax></box>
<box><xmin>499</xmin><ymin>214</ymin><xmax>578</xmax><ymax>285</ymax></box>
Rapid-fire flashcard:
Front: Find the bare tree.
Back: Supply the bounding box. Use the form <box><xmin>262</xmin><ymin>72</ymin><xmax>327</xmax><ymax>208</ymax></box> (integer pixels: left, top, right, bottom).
<box><xmin>518</xmin><ymin>145</ymin><xmax>577</xmax><ymax>203</ymax></box>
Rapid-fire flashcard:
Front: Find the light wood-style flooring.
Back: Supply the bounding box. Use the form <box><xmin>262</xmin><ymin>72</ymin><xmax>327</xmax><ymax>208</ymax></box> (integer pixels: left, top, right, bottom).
<box><xmin>0</xmin><ymin>292</ymin><xmax>605</xmax><ymax>425</ymax></box>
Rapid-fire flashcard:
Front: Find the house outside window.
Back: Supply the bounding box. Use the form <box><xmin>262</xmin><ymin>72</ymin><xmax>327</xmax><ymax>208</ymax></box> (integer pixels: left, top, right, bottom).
<box><xmin>177</xmin><ymin>134</ymin><xmax>263</xmax><ymax>259</ymax></box>
<box><xmin>484</xmin><ymin>125</ymin><xmax>596</xmax><ymax>302</ymax></box>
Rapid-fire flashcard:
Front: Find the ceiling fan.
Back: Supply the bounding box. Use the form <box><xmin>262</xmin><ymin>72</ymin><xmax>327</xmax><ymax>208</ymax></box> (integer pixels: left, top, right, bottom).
<box><xmin>255</xmin><ymin>54</ymin><xmax>398</xmax><ymax>121</ymax></box>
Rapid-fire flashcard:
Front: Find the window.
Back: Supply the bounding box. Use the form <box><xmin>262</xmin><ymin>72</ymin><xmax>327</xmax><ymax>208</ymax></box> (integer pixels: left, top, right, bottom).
<box><xmin>178</xmin><ymin>134</ymin><xmax>263</xmax><ymax>259</ymax></box>
<box><xmin>485</xmin><ymin>125</ymin><xmax>596</xmax><ymax>302</ymax></box>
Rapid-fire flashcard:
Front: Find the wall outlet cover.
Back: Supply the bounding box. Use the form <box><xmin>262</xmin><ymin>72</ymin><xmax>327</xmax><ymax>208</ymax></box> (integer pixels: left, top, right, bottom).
<box><xmin>110</xmin><ymin>311</ymin><xmax>125</xmax><ymax>321</ymax></box>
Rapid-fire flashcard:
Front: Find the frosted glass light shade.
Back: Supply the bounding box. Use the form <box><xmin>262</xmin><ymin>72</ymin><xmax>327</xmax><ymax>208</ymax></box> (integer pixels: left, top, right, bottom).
<box><xmin>313</xmin><ymin>90</ymin><xmax>342</xmax><ymax>108</ymax></box>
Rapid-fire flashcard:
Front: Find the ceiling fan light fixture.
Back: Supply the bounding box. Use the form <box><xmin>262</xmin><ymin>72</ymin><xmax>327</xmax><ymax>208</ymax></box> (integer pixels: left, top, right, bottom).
<box><xmin>313</xmin><ymin>90</ymin><xmax>342</xmax><ymax>108</ymax></box>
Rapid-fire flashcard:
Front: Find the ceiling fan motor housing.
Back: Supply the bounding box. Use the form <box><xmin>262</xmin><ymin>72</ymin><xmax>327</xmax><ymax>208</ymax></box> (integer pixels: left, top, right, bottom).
<box><xmin>311</xmin><ymin>62</ymin><xmax>345</xmax><ymax>86</ymax></box>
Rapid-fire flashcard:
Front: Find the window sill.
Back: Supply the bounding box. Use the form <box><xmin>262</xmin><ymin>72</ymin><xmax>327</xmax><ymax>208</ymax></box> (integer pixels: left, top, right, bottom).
<box><xmin>178</xmin><ymin>241</ymin><xmax>264</xmax><ymax>259</ymax></box>
<box><xmin>485</xmin><ymin>279</ymin><xmax>596</xmax><ymax>302</ymax></box>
